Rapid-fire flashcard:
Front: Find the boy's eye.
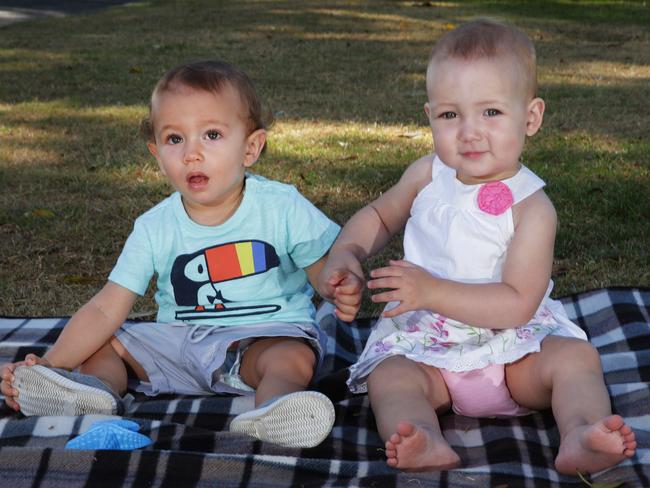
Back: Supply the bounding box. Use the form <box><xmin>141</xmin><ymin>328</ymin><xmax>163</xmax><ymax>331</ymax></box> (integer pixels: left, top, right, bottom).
<box><xmin>206</xmin><ymin>130</ymin><xmax>221</xmax><ymax>140</ymax></box>
<box><xmin>439</xmin><ymin>112</ymin><xmax>457</xmax><ymax>120</ymax></box>
<box><xmin>484</xmin><ymin>108</ymin><xmax>501</xmax><ymax>117</ymax></box>
<box><xmin>166</xmin><ymin>134</ymin><xmax>183</xmax><ymax>145</ymax></box>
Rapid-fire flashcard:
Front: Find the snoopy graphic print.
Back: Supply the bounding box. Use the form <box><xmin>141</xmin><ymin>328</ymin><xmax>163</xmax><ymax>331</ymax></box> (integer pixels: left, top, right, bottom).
<box><xmin>171</xmin><ymin>240</ymin><xmax>281</xmax><ymax>320</ymax></box>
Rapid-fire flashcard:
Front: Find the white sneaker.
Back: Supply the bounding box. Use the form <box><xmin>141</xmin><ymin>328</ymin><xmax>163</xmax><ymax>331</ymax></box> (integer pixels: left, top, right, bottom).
<box><xmin>229</xmin><ymin>391</ymin><xmax>335</xmax><ymax>448</ymax></box>
<box><xmin>13</xmin><ymin>365</ymin><xmax>123</xmax><ymax>416</ymax></box>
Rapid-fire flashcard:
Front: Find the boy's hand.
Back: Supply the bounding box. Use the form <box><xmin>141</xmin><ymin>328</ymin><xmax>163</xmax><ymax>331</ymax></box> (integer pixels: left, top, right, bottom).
<box><xmin>327</xmin><ymin>269</ymin><xmax>363</xmax><ymax>322</ymax></box>
<box><xmin>368</xmin><ymin>259</ymin><xmax>436</xmax><ymax>318</ymax></box>
<box><xmin>0</xmin><ymin>354</ymin><xmax>51</xmax><ymax>412</ymax></box>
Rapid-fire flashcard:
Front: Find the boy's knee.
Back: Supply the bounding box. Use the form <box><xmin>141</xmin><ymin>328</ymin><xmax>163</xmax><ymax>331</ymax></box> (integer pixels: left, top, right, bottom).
<box><xmin>256</xmin><ymin>339</ymin><xmax>316</xmax><ymax>381</ymax></box>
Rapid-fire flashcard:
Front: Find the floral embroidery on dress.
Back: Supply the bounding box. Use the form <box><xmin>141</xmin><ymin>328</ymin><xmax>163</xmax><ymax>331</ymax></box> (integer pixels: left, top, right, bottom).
<box><xmin>374</xmin><ymin>339</ymin><xmax>393</xmax><ymax>353</ymax></box>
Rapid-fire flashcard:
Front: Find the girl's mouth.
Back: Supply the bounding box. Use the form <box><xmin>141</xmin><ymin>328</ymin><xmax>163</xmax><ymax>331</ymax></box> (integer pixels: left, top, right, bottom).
<box><xmin>461</xmin><ymin>151</ymin><xmax>485</xmax><ymax>159</ymax></box>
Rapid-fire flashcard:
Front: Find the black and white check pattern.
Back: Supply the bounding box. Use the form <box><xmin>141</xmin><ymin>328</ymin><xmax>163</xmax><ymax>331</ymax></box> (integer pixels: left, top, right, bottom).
<box><xmin>0</xmin><ymin>287</ymin><xmax>648</xmax><ymax>487</ymax></box>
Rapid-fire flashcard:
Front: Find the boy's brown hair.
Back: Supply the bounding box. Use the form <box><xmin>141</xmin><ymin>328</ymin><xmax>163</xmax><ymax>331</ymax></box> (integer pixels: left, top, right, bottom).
<box><xmin>428</xmin><ymin>19</ymin><xmax>538</xmax><ymax>98</ymax></box>
<box><xmin>141</xmin><ymin>60</ymin><xmax>270</xmax><ymax>144</ymax></box>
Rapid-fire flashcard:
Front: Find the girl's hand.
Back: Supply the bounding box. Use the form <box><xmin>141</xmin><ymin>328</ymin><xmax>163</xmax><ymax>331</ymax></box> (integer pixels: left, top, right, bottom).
<box><xmin>317</xmin><ymin>249</ymin><xmax>365</xmax><ymax>322</ymax></box>
<box><xmin>368</xmin><ymin>259</ymin><xmax>436</xmax><ymax>318</ymax></box>
<box><xmin>0</xmin><ymin>354</ymin><xmax>51</xmax><ymax>412</ymax></box>
<box><xmin>328</xmin><ymin>269</ymin><xmax>364</xmax><ymax>322</ymax></box>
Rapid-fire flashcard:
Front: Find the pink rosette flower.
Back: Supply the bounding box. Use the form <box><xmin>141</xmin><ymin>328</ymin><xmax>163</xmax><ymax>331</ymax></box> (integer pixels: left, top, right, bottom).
<box><xmin>477</xmin><ymin>181</ymin><xmax>513</xmax><ymax>215</ymax></box>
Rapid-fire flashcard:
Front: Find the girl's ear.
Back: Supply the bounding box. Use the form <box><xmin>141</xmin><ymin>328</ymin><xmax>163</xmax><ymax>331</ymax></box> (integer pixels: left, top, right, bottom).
<box><xmin>526</xmin><ymin>97</ymin><xmax>545</xmax><ymax>136</ymax></box>
<box><xmin>243</xmin><ymin>129</ymin><xmax>267</xmax><ymax>167</ymax></box>
<box><xmin>424</xmin><ymin>102</ymin><xmax>434</xmax><ymax>124</ymax></box>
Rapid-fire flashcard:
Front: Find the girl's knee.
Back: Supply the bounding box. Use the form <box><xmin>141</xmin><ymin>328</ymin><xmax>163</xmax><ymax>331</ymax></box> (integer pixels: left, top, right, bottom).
<box><xmin>542</xmin><ymin>337</ymin><xmax>602</xmax><ymax>372</ymax></box>
<box><xmin>368</xmin><ymin>357</ymin><xmax>446</xmax><ymax>397</ymax></box>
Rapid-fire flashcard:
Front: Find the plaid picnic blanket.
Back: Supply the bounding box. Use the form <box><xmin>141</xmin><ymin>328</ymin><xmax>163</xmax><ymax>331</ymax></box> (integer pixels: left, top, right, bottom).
<box><xmin>0</xmin><ymin>287</ymin><xmax>648</xmax><ymax>487</ymax></box>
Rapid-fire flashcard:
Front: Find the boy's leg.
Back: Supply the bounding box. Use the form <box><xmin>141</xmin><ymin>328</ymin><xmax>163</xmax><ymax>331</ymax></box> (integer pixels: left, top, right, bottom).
<box><xmin>13</xmin><ymin>336</ymin><xmax>144</xmax><ymax>417</ymax></box>
<box><xmin>239</xmin><ymin>337</ymin><xmax>315</xmax><ymax>406</ymax></box>
<box><xmin>230</xmin><ymin>336</ymin><xmax>335</xmax><ymax>448</ymax></box>
<box><xmin>79</xmin><ymin>336</ymin><xmax>149</xmax><ymax>396</ymax></box>
<box><xmin>367</xmin><ymin>355</ymin><xmax>460</xmax><ymax>470</ymax></box>
<box><xmin>507</xmin><ymin>335</ymin><xmax>637</xmax><ymax>474</ymax></box>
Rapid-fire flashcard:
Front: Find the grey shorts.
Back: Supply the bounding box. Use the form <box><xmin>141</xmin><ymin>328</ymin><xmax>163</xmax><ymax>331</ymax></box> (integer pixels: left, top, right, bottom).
<box><xmin>114</xmin><ymin>321</ymin><xmax>326</xmax><ymax>397</ymax></box>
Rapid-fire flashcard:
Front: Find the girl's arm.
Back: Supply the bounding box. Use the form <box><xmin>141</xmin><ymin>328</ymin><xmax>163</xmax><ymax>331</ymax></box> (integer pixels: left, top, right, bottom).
<box><xmin>306</xmin><ymin>254</ymin><xmax>362</xmax><ymax>322</ymax></box>
<box><xmin>369</xmin><ymin>189</ymin><xmax>557</xmax><ymax>329</ymax></box>
<box><xmin>43</xmin><ymin>281</ymin><xmax>138</xmax><ymax>369</ymax></box>
<box><xmin>321</xmin><ymin>156</ymin><xmax>433</xmax><ymax>279</ymax></box>
<box><xmin>318</xmin><ymin>156</ymin><xmax>433</xmax><ymax>317</ymax></box>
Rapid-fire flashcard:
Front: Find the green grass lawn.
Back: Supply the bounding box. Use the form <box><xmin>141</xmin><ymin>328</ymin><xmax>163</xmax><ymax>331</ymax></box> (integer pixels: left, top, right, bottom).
<box><xmin>0</xmin><ymin>0</ymin><xmax>648</xmax><ymax>318</ymax></box>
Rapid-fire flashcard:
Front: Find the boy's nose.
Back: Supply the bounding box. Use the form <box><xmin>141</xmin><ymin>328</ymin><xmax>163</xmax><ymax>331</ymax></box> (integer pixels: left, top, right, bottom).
<box><xmin>183</xmin><ymin>140</ymin><xmax>203</xmax><ymax>164</ymax></box>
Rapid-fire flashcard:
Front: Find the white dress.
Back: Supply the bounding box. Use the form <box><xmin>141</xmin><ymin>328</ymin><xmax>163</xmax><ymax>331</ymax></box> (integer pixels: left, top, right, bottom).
<box><xmin>348</xmin><ymin>156</ymin><xmax>587</xmax><ymax>393</ymax></box>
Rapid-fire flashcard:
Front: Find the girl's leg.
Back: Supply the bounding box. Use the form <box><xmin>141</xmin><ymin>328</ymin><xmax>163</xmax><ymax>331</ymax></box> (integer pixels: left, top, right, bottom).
<box><xmin>367</xmin><ymin>356</ymin><xmax>459</xmax><ymax>470</ymax></box>
<box><xmin>79</xmin><ymin>336</ymin><xmax>149</xmax><ymax>396</ymax></box>
<box><xmin>507</xmin><ymin>336</ymin><xmax>636</xmax><ymax>475</ymax></box>
<box><xmin>239</xmin><ymin>337</ymin><xmax>315</xmax><ymax>406</ymax></box>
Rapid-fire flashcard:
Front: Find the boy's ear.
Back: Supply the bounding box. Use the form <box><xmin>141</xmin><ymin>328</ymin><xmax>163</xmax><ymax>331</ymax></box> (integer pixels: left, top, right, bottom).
<box><xmin>526</xmin><ymin>97</ymin><xmax>545</xmax><ymax>136</ymax></box>
<box><xmin>147</xmin><ymin>141</ymin><xmax>166</xmax><ymax>176</ymax></box>
<box><xmin>243</xmin><ymin>129</ymin><xmax>267</xmax><ymax>167</ymax></box>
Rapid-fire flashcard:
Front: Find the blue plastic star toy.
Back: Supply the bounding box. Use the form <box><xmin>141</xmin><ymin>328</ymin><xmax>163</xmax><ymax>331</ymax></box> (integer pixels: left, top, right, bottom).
<box><xmin>65</xmin><ymin>419</ymin><xmax>152</xmax><ymax>450</ymax></box>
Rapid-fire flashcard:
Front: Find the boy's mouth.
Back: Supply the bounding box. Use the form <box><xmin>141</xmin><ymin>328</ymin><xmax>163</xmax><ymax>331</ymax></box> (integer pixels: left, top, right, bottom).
<box><xmin>187</xmin><ymin>172</ymin><xmax>209</xmax><ymax>188</ymax></box>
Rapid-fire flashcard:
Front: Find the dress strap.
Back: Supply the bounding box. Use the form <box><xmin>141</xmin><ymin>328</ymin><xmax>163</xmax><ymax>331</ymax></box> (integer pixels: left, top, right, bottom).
<box><xmin>431</xmin><ymin>154</ymin><xmax>448</xmax><ymax>180</ymax></box>
<box><xmin>506</xmin><ymin>165</ymin><xmax>546</xmax><ymax>204</ymax></box>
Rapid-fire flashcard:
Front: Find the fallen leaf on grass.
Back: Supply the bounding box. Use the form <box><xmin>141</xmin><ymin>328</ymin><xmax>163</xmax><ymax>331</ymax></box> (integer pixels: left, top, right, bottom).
<box><xmin>398</xmin><ymin>132</ymin><xmax>423</xmax><ymax>139</ymax></box>
<box><xmin>30</xmin><ymin>208</ymin><xmax>55</xmax><ymax>218</ymax></box>
<box><xmin>577</xmin><ymin>471</ymin><xmax>624</xmax><ymax>488</ymax></box>
<box><xmin>63</xmin><ymin>275</ymin><xmax>96</xmax><ymax>285</ymax></box>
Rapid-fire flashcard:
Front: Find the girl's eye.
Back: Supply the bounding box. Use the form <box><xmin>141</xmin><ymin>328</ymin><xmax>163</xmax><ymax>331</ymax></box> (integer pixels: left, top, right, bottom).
<box><xmin>167</xmin><ymin>134</ymin><xmax>183</xmax><ymax>145</ymax></box>
<box><xmin>440</xmin><ymin>112</ymin><xmax>457</xmax><ymax>120</ymax></box>
<box><xmin>485</xmin><ymin>108</ymin><xmax>501</xmax><ymax>117</ymax></box>
<box><xmin>206</xmin><ymin>130</ymin><xmax>221</xmax><ymax>141</ymax></box>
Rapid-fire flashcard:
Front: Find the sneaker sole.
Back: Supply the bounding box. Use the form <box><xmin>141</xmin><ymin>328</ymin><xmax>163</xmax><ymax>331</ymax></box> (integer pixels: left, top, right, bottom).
<box><xmin>229</xmin><ymin>391</ymin><xmax>335</xmax><ymax>448</ymax></box>
<box><xmin>14</xmin><ymin>365</ymin><xmax>117</xmax><ymax>416</ymax></box>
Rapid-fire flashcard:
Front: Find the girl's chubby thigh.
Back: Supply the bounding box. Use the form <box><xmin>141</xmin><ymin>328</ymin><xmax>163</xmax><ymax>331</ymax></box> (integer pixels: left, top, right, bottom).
<box><xmin>367</xmin><ymin>356</ymin><xmax>452</xmax><ymax>438</ymax></box>
<box><xmin>505</xmin><ymin>335</ymin><xmax>600</xmax><ymax>410</ymax></box>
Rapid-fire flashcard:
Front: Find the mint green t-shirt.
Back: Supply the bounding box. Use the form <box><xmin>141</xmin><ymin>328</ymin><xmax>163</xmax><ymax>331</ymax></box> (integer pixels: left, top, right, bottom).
<box><xmin>109</xmin><ymin>174</ymin><xmax>340</xmax><ymax>326</ymax></box>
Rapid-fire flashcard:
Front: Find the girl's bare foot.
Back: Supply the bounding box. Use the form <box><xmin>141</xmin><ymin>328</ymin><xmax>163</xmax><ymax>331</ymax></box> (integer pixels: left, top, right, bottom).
<box><xmin>384</xmin><ymin>421</ymin><xmax>460</xmax><ymax>471</ymax></box>
<box><xmin>555</xmin><ymin>415</ymin><xmax>637</xmax><ymax>475</ymax></box>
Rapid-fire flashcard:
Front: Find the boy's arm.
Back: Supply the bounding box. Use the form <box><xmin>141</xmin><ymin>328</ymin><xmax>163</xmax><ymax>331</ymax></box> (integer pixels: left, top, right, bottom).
<box><xmin>369</xmin><ymin>190</ymin><xmax>557</xmax><ymax>328</ymax></box>
<box><xmin>43</xmin><ymin>281</ymin><xmax>138</xmax><ymax>368</ymax></box>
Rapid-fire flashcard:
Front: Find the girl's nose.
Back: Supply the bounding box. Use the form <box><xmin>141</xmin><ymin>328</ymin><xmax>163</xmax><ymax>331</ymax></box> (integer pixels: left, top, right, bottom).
<box><xmin>458</xmin><ymin>117</ymin><xmax>481</xmax><ymax>142</ymax></box>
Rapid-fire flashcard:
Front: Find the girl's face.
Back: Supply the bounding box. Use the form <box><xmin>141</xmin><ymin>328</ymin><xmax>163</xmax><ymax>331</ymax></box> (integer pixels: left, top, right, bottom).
<box><xmin>147</xmin><ymin>84</ymin><xmax>265</xmax><ymax>225</ymax></box>
<box><xmin>424</xmin><ymin>57</ymin><xmax>544</xmax><ymax>185</ymax></box>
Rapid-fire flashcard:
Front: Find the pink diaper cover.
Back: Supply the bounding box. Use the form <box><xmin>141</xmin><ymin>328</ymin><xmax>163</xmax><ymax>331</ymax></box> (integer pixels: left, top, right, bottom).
<box><xmin>439</xmin><ymin>363</ymin><xmax>531</xmax><ymax>418</ymax></box>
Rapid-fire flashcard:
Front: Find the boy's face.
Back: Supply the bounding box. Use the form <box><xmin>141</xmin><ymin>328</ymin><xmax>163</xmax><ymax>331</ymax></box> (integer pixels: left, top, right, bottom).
<box><xmin>424</xmin><ymin>56</ymin><xmax>544</xmax><ymax>185</ymax></box>
<box><xmin>147</xmin><ymin>84</ymin><xmax>265</xmax><ymax>224</ymax></box>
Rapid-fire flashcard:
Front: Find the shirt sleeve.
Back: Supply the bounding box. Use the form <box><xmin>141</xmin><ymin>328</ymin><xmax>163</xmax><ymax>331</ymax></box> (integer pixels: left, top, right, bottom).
<box><xmin>108</xmin><ymin>218</ymin><xmax>155</xmax><ymax>296</ymax></box>
<box><xmin>284</xmin><ymin>187</ymin><xmax>340</xmax><ymax>269</ymax></box>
